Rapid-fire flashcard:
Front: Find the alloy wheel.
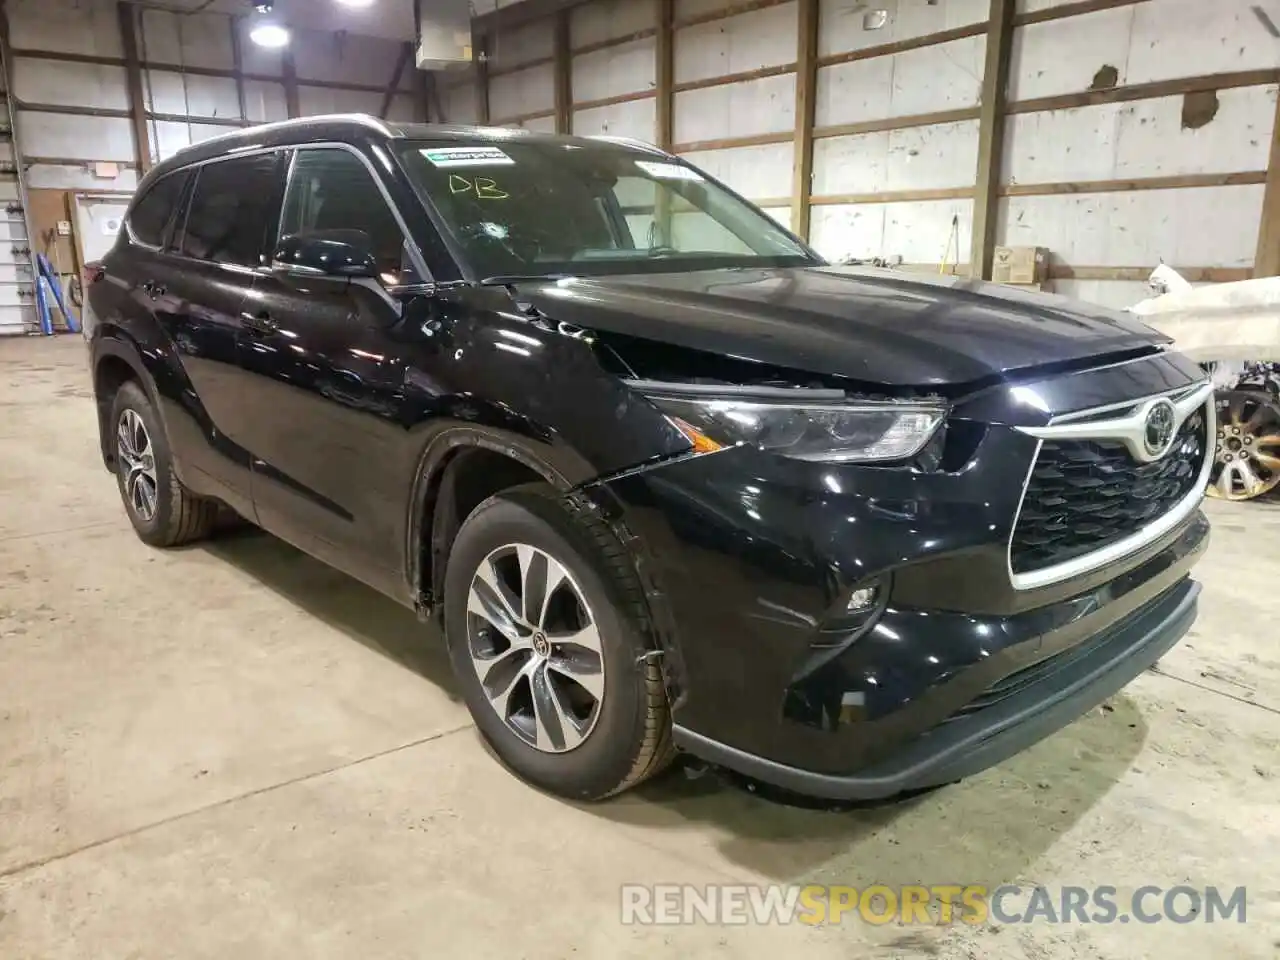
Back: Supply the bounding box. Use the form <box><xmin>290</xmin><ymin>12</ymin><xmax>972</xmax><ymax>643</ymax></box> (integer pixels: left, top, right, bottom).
<box><xmin>466</xmin><ymin>543</ymin><xmax>605</xmax><ymax>753</ymax></box>
<box><xmin>117</xmin><ymin>408</ymin><xmax>159</xmax><ymax>521</ymax></box>
<box><xmin>1209</xmin><ymin>391</ymin><xmax>1280</xmax><ymax>501</ymax></box>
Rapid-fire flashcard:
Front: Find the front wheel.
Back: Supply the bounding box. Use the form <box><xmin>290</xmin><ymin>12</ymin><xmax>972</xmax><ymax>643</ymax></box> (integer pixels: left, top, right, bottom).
<box><xmin>442</xmin><ymin>486</ymin><xmax>673</xmax><ymax>800</ymax></box>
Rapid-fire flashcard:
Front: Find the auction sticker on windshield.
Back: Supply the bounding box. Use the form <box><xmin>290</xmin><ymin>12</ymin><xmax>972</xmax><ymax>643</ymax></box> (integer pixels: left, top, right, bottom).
<box><xmin>422</xmin><ymin>146</ymin><xmax>514</xmax><ymax>168</ymax></box>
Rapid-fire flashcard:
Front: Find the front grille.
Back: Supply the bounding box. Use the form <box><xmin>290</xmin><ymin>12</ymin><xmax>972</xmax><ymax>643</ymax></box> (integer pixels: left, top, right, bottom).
<box><xmin>1010</xmin><ymin>407</ymin><xmax>1207</xmax><ymax>575</ymax></box>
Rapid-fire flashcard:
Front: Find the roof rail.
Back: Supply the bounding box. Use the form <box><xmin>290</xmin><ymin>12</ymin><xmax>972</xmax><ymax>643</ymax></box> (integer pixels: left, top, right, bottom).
<box><xmin>167</xmin><ymin>113</ymin><xmax>395</xmax><ymax>159</ymax></box>
<box><xmin>586</xmin><ymin>135</ymin><xmax>670</xmax><ymax>157</ymax></box>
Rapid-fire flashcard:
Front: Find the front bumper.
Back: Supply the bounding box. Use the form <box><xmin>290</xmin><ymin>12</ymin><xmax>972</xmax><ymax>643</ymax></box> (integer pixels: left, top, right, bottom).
<box><xmin>674</xmin><ymin>573</ymin><xmax>1197</xmax><ymax>800</ymax></box>
<box><xmin>581</xmin><ymin>352</ymin><xmax>1210</xmax><ymax>797</ymax></box>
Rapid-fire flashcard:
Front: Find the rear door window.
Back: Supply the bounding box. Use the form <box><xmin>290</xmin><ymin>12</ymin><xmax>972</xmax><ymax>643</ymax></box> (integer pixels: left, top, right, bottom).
<box><xmin>127</xmin><ymin>171</ymin><xmax>189</xmax><ymax>248</ymax></box>
<box><xmin>178</xmin><ymin>153</ymin><xmax>283</xmax><ymax>268</ymax></box>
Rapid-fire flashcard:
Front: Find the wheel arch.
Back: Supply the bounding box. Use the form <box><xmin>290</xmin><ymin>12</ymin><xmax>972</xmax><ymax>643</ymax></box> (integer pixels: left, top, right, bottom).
<box><xmin>92</xmin><ymin>335</ymin><xmax>158</xmax><ymax>469</ymax></box>
<box><xmin>405</xmin><ymin>425</ymin><xmax>687</xmax><ymax>707</ymax></box>
<box><xmin>406</xmin><ymin>426</ymin><xmax>574</xmax><ymax>616</ymax></box>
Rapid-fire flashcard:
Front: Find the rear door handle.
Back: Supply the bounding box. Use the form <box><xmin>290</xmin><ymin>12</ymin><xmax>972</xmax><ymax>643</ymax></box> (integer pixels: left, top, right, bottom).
<box><xmin>240</xmin><ymin>311</ymin><xmax>279</xmax><ymax>335</ymax></box>
<box><xmin>141</xmin><ymin>280</ymin><xmax>165</xmax><ymax>299</ymax></box>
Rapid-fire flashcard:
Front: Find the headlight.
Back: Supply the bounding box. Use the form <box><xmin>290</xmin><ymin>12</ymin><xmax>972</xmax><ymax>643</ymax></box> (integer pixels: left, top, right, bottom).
<box><xmin>649</xmin><ymin>394</ymin><xmax>946</xmax><ymax>463</ymax></box>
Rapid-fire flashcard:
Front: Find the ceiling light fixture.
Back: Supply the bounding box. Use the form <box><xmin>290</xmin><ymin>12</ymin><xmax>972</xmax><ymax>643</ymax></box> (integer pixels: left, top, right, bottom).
<box><xmin>249</xmin><ymin>22</ymin><xmax>291</xmax><ymax>47</ymax></box>
<box><xmin>334</xmin><ymin>0</ymin><xmax>376</xmax><ymax>7</ymax></box>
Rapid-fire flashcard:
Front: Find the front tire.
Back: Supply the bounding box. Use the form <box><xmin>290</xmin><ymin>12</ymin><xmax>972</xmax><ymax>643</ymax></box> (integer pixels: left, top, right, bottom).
<box><xmin>442</xmin><ymin>485</ymin><xmax>673</xmax><ymax>800</ymax></box>
<box><xmin>110</xmin><ymin>380</ymin><xmax>217</xmax><ymax>546</ymax></box>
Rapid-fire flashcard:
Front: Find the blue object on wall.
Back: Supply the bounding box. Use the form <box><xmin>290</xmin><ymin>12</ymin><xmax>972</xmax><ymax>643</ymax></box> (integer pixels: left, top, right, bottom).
<box><xmin>36</xmin><ymin>253</ymin><xmax>81</xmax><ymax>333</ymax></box>
<box><xmin>34</xmin><ymin>275</ymin><xmax>54</xmax><ymax>336</ymax></box>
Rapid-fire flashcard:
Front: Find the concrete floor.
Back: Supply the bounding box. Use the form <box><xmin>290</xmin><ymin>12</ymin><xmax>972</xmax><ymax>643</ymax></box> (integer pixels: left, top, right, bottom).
<box><xmin>0</xmin><ymin>337</ymin><xmax>1277</xmax><ymax>959</ymax></box>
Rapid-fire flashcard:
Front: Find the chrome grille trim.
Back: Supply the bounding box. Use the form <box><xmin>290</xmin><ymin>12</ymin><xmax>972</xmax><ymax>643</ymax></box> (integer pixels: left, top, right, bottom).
<box><xmin>1007</xmin><ymin>380</ymin><xmax>1214</xmax><ymax>591</ymax></box>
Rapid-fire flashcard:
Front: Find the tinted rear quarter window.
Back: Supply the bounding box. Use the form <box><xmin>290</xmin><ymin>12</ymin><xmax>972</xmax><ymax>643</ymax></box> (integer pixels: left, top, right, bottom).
<box><xmin>178</xmin><ymin>153</ymin><xmax>283</xmax><ymax>267</ymax></box>
<box><xmin>127</xmin><ymin>171</ymin><xmax>189</xmax><ymax>248</ymax></box>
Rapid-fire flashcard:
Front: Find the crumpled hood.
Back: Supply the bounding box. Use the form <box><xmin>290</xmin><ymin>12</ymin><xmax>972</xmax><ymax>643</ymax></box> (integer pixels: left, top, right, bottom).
<box><xmin>514</xmin><ymin>265</ymin><xmax>1170</xmax><ymax>388</ymax></box>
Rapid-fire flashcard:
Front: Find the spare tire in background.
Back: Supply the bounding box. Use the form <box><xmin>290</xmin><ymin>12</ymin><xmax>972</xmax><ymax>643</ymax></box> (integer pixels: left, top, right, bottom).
<box><xmin>1208</xmin><ymin>389</ymin><xmax>1280</xmax><ymax>501</ymax></box>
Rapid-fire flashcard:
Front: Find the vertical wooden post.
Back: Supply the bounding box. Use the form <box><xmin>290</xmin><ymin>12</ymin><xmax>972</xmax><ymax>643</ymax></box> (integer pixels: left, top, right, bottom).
<box><xmin>229</xmin><ymin>15</ymin><xmax>248</xmax><ymax>125</ymax></box>
<box><xmin>474</xmin><ymin>32</ymin><xmax>490</xmax><ymax>124</ymax></box>
<box><xmin>654</xmin><ymin>0</ymin><xmax>676</xmax><ymax>245</ymax></box>
<box><xmin>282</xmin><ymin>47</ymin><xmax>301</xmax><ymax>119</ymax></box>
<box><xmin>1256</xmin><ymin>92</ymin><xmax>1280</xmax><ymax>278</ymax></box>
<box><xmin>417</xmin><ymin>70</ymin><xmax>434</xmax><ymax>124</ymax></box>
<box><xmin>790</xmin><ymin>0</ymin><xmax>818</xmax><ymax>239</ymax></box>
<box><xmin>117</xmin><ymin>1</ymin><xmax>153</xmax><ymax>173</ymax></box>
<box><xmin>655</xmin><ymin>0</ymin><xmax>674</xmax><ymax>150</ymax></box>
<box><xmin>969</xmin><ymin>0</ymin><xmax>1014</xmax><ymax>280</ymax></box>
<box><xmin>554</xmin><ymin>9</ymin><xmax>572</xmax><ymax>134</ymax></box>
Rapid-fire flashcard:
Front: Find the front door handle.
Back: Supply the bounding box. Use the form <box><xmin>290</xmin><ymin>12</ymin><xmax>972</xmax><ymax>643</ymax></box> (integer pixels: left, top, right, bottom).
<box><xmin>240</xmin><ymin>310</ymin><xmax>279</xmax><ymax>335</ymax></box>
<box><xmin>141</xmin><ymin>280</ymin><xmax>166</xmax><ymax>299</ymax></box>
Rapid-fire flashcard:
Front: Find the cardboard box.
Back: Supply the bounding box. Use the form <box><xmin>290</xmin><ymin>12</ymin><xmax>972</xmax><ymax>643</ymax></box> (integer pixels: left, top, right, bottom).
<box><xmin>992</xmin><ymin>246</ymin><xmax>1048</xmax><ymax>285</ymax></box>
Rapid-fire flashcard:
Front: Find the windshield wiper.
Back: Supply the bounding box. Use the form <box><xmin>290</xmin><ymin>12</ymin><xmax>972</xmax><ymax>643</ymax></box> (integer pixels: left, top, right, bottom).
<box><xmin>478</xmin><ymin>274</ymin><xmax>571</xmax><ymax>286</ymax></box>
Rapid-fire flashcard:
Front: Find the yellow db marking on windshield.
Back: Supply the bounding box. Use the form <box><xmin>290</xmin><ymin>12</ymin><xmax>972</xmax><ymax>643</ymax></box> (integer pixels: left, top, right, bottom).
<box><xmin>475</xmin><ymin>177</ymin><xmax>509</xmax><ymax>200</ymax></box>
<box><xmin>448</xmin><ymin>175</ymin><xmax>509</xmax><ymax>199</ymax></box>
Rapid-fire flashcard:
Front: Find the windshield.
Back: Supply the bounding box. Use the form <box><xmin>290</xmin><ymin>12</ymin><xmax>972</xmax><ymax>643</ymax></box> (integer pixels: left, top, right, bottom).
<box><xmin>395</xmin><ymin>138</ymin><xmax>819</xmax><ymax>279</ymax></box>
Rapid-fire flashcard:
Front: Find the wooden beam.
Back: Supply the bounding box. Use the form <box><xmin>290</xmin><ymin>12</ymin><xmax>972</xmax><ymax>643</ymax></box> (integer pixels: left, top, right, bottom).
<box><xmin>656</xmin><ymin>0</ymin><xmax>674</xmax><ymax>150</ymax></box>
<box><xmin>474</xmin><ymin>0</ymin><xmax>587</xmax><ymax>36</ymax></box>
<box><xmin>416</xmin><ymin>69</ymin><xmax>433</xmax><ymax>124</ymax></box>
<box><xmin>1003</xmin><ymin>171</ymin><xmax>1268</xmax><ymax>197</ymax></box>
<box><xmin>490</xmin><ymin>108</ymin><xmax>556</xmax><ymax>127</ymax></box>
<box><xmin>813</xmin><ymin>107</ymin><xmax>980</xmax><ymax>140</ymax></box>
<box><xmin>673</xmin><ymin>62</ymin><xmax>795</xmax><ymax>94</ymax></box>
<box><xmin>12</xmin><ymin>98</ymin><xmax>250</xmax><ymax>127</ymax></box>
<box><xmin>380</xmin><ymin>42</ymin><xmax>414</xmax><ymax>120</ymax></box>
<box><xmin>116</xmin><ymin>1</ymin><xmax>152</xmax><ymax>174</ymax></box>
<box><xmin>474</xmin><ymin>33</ymin><xmax>490</xmax><ymax>125</ymax></box>
<box><xmin>817</xmin><ymin>22</ymin><xmax>988</xmax><ymax>68</ymax></box>
<box><xmin>790</xmin><ymin>0</ymin><xmax>818</xmax><ymax>239</ymax></box>
<box><xmin>488</xmin><ymin>54</ymin><xmax>555</xmax><ymax>79</ymax></box>
<box><xmin>1255</xmin><ymin>86</ymin><xmax>1280</xmax><ymax>278</ymax></box>
<box><xmin>1009</xmin><ymin>70</ymin><xmax>1280</xmax><ymax>115</ymax></box>
<box><xmin>6</xmin><ymin>47</ymin><xmax>402</xmax><ymax>95</ymax></box>
<box><xmin>573</xmin><ymin>27</ymin><xmax>657</xmax><ymax>57</ymax></box>
<box><xmin>811</xmin><ymin>186</ymin><xmax>976</xmax><ymax>205</ymax></box>
<box><xmin>970</xmin><ymin>0</ymin><xmax>1014</xmax><ymax>281</ymax></box>
<box><xmin>282</xmin><ymin>47</ymin><xmax>300</xmax><ymax>119</ymax></box>
<box><xmin>1050</xmin><ymin>265</ymin><xmax>1253</xmax><ymax>283</ymax></box>
<box><xmin>426</xmin><ymin>71</ymin><xmax>446</xmax><ymax>123</ymax></box>
<box><xmin>229</xmin><ymin>15</ymin><xmax>248</xmax><ymax>124</ymax></box>
<box><xmin>554</xmin><ymin>10</ymin><xmax>571</xmax><ymax>134</ymax></box>
<box><xmin>675</xmin><ymin>0</ymin><xmax>791</xmax><ymax>30</ymax></box>
<box><xmin>573</xmin><ymin>90</ymin><xmax>654</xmax><ymax>113</ymax></box>
<box><xmin>671</xmin><ymin>130</ymin><xmax>793</xmax><ymax>153</ymax></box>
<box><xmin>1013</xmin><ymin>0</ymin><xmax>1147</xmax><ymax>27</ymax></box>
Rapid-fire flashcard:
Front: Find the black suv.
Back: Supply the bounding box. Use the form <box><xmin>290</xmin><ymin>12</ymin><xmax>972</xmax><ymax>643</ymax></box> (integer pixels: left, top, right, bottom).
<box><xmin>86</xmin><ymin>115</ymin><xmax>1211</xmax><ymax>802</ymax></box>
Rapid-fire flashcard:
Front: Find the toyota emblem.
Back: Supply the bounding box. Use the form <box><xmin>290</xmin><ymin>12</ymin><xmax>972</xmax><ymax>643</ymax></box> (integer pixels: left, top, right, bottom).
<box><xmin>1143</xmin><ymin>399</ymin><xmax>1177</xmax><ymax>459</ymax></box>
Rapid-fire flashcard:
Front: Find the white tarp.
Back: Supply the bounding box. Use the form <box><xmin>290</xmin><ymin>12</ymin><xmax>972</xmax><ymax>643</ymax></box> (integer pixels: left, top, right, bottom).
<box><xmin>1128</xmin><ymin>268</ymin><xmax>1280</xmax><ymax>363</ymax></box>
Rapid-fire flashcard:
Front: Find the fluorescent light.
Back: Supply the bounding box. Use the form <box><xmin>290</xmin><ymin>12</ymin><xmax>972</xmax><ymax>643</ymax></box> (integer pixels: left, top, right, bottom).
<box><xmin>334</xmin><ymin>0</ymin><xmax>376</xmax><ymax>6</ymax></box>
<box><xmin>249</xmin><ymin>22</ymin><xmax>290</xmax><ymax>47</ymax></box>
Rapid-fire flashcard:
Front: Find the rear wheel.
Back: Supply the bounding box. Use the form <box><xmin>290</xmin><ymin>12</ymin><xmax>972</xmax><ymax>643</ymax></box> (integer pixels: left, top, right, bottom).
<box><xmin>442</xmin><ymin>485</ymin><xmax>674</xmax><ymax>800</ymax></box>
<box><xmin>1208</xmin><ymin>389</ymin><xmax>1280</xmax><ymax>501</ymax></box>
<box><xmin>111</xmin><ymin>381</ymin><xmax>218</xmax><ymax>546</ymax></box>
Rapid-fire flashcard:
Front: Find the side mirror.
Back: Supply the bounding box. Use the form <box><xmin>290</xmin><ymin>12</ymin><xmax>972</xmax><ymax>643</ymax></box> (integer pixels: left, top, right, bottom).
<box><xmin>270</xmin><ymin>230</ymin><xmax>378</xmax><ymax>283</ymax></box>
